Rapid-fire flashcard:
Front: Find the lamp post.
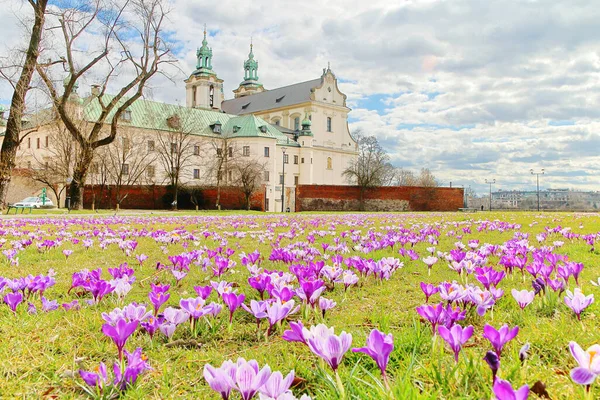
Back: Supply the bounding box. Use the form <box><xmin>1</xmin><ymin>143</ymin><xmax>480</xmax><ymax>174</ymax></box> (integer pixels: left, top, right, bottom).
<box><xmin>530</xmin><ymin>169</ymin><xmax>545</xmax><ymax>212</ymax></box>
<box><xmin>281</xmin><ymin>147</ymin><xmax>287</xmax><ymax>212</ymax></box>
<box><xmin>485</xmin><ymin>179</ymin><xmax>495</xmax><ymax>211</ymax></box>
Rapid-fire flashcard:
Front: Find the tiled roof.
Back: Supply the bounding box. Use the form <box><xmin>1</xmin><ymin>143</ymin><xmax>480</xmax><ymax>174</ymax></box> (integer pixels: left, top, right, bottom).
<box><xmin>221</xmin><ymin>78</ymin><xmax>322</xmax><ymax>115</ymax></box>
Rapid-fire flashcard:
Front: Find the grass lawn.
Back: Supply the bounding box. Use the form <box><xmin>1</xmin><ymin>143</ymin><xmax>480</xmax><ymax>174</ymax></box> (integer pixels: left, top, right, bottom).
<box><xmin>0</xmin><ymin>211</ymin><xmax>599</xmax><ymax>399</ymax></box>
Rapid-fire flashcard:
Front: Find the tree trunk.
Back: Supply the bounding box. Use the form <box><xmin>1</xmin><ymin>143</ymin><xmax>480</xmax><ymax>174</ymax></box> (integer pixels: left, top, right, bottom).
<box><xmin>172</xmin><ymin>184</ymin><xmax>178</xmax><ymax>210</ymax></box>
<box><xmin>70</xmin><ymin>147</ymin><xmax>93</xmax><ymax>210</ymax></box>
<box><xmin>216</xmin><ymin>178</ymin><xmax>221</xmax><ymax>210</ymax></box>
<box><xmin>359</xmin><ymin>187</ymin><xmax>365</xmax><ymax>211</ymax></box>
<box><xmin>0</xmin><ymin>1</ymin><xmax>48</xmax><ymax>208</ymax></box>
<box><xmin>246</xmin><ymin>194</ymin><xmax>251</xmax><ymax>211</ymax></box>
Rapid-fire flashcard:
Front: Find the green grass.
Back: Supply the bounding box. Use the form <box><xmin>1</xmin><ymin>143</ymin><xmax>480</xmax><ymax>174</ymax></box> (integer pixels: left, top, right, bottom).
<box><xmin>0</xmin><ymin>211</ymin><xmax>598</xmax><ymax>399</ymax></box>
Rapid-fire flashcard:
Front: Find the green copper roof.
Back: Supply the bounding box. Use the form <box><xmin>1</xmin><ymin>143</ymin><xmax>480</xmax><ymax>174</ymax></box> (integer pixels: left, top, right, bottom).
<box><xmin>79</xmin><ymin>95</ymin><xmax>297</xmax><ymax>145</ymax></box>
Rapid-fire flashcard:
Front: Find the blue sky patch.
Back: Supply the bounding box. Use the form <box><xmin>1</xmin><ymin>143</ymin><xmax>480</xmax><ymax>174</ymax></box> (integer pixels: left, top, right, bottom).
<box><xmin>397</xmin><ymin>123</ymin><xmax>475</xmax><ymax>131</ymax></box>
<box><xmin>548</xmin><ymin>120</ymin><xmax>575</xmax><ymax>126</ymax></box>
<box><xmin>356</xmin><ymin>94</ymin><xmax>391</xmax><ymax>116</ymax></box>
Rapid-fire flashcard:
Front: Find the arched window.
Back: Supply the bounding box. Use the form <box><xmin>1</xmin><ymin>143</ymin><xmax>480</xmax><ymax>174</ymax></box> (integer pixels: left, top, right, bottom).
<box><xmin>209</xmin><ymin>85</ymin><xmax>214</xmax><ymax>107</ymax></box>
<box><xmin>327</xmin><ymin>117</ymin><xmax>332</xmax><ymax>132</ymax></box>
<box><xmin>294</xmin><ymin>117</ymin><xmax>300</xmax><ymax>131</ymax></box>
<box><xmin>327</xmin><ymin>157</ymin><xmax>332</xmax><ymax>170</ymax></box>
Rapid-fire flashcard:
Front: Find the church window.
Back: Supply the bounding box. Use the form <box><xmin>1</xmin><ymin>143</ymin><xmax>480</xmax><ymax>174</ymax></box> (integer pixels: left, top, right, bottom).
<box><xmin>294</xmin><ymin>117</ymin><xmax>300</xmax><ymax>131</ymax></box>
<box><xmin>327</xmin><ymin>157</ymin><xmax>332</xmax><ymax>170</ymax></box>
<box><xmin>193</xmin><ymin>169</ymin><xmax>200</xmax><ymax>179</ymax></box>
<box><xmin>216</xmin><ymin>148</ymin><xmax>223</xmax><ymax>157</ymax></box>
<box><xmin>327</xmin><ymin>117</ymin><xmax>332</xmax><ymax>132</ymax></box>
<box><xmin>45</xmin><ymin>136</ymin><xmax>49</xmax><ymax>147</ymax></box>
<box><xmin>301</xmin><ymin>157</ymin><xmax>304</xmax><ymax>164</ymax></box>
<box><xmin>209</xmin><ymin>85</ymin><xmax>214</xmax><ymax>107</ymax></box>
<box><xmin>264</xmin><ymin>147</ymin><xmax>270</xmax><ymax>157</ymax></box>
<box><xmin>194</xmin><ymin>145</ymin><xmax>200</xmax><ymax>155</ymax></box>
<box><xmin>264</xmin><ymin>171</ymin><xmax>269</xmax><ymax>181</ymax></box>
<box><xmin>146</xmin><ymin>165</ymin><xmax>155</xmax><ymax>179</ymax></box>
<box><xmin>228</xmin><ymin>146</ymin><xmax>233</xmax><ymax>158</ymax></box>
<box><xmin>121</xmin><ymin>109</ymin><xmax>132</xmax><ymax>122</ymax></box>
<box><xmin>37</xmin><ymin>138</ymin><xmax>40</xmax><ymax>149</ymax></box>
<box><xmin>192</xmin><ymin>86</ymin><xmax>196</xmax><ymax>107</ymax></box>
<box><xmin>294</xmin><ymin>176</ymin><xmax>299</xmax><ymax>186</ymax></box>
<box><xmin>294</xmin><ymin>155</ymin><xmax>298</xmax><ymax>164</ymax></box>
<box><xmin>147</xmin><ymin>140</ymin><xmax>155</xmax><ymax>152</ymax></box>
<box><xmin>283</xmin><ymin>154</ymin><xmax>289</xmax><ymax>164</ymax></box>
<box><xmin>121</xmin><ymin>163</ymin><xmax>129</xmax><ymax>176</ymax></box>
<box><xmin>275</xmin><ymin>120</ymin><xmax>280</xmax><ymax>126</ymax></box>
<box><xmin>28</xmin><ymin>138</ymin><xmax>31</xmax><ymax>148</ymax></box>
<box><xmin>243</xmin><ymin>146</ymin><xmax>250</xmax><ymax>156</ymax></box>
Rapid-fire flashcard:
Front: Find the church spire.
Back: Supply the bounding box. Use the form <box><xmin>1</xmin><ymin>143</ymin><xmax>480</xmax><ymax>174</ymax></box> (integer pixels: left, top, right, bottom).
<box><xmin>233</xmin><ymin>38</ymin><xmax>265</xmax><ymax>98</ymax></box>
<box><xmin>243</xmin><ymin>39</ymin><xmax>259</xmax><ymax>81</ymax></box>
<box><xmin>193</xmin><ymin>24</ymin><xmax>214</xmax><ymax>75</ymax></box>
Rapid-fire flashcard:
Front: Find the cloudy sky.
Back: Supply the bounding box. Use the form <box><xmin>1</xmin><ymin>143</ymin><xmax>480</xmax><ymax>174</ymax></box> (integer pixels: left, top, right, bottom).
<box><xmin>1</xmin><ymin>0</ymin><xmax>599</xmax><ymax>195</ymax></box>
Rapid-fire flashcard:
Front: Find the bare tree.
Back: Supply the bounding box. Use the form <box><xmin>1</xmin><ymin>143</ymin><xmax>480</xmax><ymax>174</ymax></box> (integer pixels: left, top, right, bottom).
<box><xmin>0</xmin><ymin>0</ymin><xmax>50</xmax><ymax>208</ymax></box>
<box><xmin>154</xmin><ymin>112</ymin><xmax>199</xmax><ymax>209</ymax></box>
<box><xmin>394</xmin><ymin>168</ymin><xmax>418</xmax><ymax>186</ymax></box>
<box><xmin>205</xmin><ymin>138</ymin><xmax>242</xmax><ymax>210</ymax></box>
<box><xmin>342</xmin><ymin>129</ymin><xmax>394</xmax><ymax>210</ymax></box>
<box><xmin>232</xmin><ymin>157</ymin><xmax>265</xmax><ymax>210</ymax></box>
<box><xmin>28</xmin><ymin>120</ymin><xmax>75</xmax><ymax>206</ymax></box>
<box><xmin>35</xmin><ymin>0</ymin><xmax>176</xmax><ymax>209</ymax></box>
<box><xmin>417</xmin><ymin>167</ymin><xmax>438</xmax><ymax>187</ymax></box>
<box><xmin>100</xmin><ymin>130</ymin><xmax>156</xmax><ymax>209</ymax></box>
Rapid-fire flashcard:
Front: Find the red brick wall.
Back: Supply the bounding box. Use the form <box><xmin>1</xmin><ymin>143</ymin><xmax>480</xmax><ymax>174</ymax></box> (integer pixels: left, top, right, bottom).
<box><xmin>295</xmin><ymin>185</ymin><xmax>464</xmax><ymax>212</ymax></box>
<box><xmin>82</xmin><ymin>185</ymin><xmax>265</xmax><ymax>211</ymax></box>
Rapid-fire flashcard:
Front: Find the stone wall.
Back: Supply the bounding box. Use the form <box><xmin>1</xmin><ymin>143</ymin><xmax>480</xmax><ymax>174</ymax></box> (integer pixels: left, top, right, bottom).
<box><xmin>295</xmin><ymin>185</ymin><xmax>464</xmax><ymax>212</ymax></box>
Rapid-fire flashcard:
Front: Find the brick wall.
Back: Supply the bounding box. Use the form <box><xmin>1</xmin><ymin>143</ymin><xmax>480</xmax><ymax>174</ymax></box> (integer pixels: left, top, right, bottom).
<box><xmin>295</xmin><ymin>185</ymin><xmax>464</xmax><ymax>212</ymax></box>
<box><xmin>82</xmin><ymin>185</ymin><xmax>265</xmax><ymax>211</ymax></box>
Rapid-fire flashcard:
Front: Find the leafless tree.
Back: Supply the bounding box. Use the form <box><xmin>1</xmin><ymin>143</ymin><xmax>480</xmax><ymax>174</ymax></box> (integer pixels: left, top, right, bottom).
<box><xmin>417</xmin><ymin>167</ymin><xmax>439</xmax><ymax>187</ymax></box>
<box><xmin>99</xmin><ymin>130</ymin><xmax>156</xmax><ymax>209</ymax></box>
<box><xmin>154</xmin><ymin>112</ymin><xmax>199</xmax><ymax>210</ymax></box>
<box><xmin>343</xmin><ymin>129</ymin><xmax>395</xmax><ymax>210</ymax></box>
<box><xmin>394</xmin><ymin>168</ymin><xmax>418</xmax><ymax>186</ymax></box>
<box><xmin>35</xmin><ymin>0</ymin><xmax>176</xmax><ymax>209</ymax></box>
<box><xmin>204</xmin><ymin>138</ymin><xmax>242</xmax><ymax>210</ymax></box>
<box><xmin>28</xmin><ymin>120</ymin><xmax>75</xmax><ymax>206</ymax></box>
<box><xmin>232</xmin><ymin>157</ymin><xmax>265</xmax><ymax>210</ymax></box>
<box><xmin>0</xmin><ymin>0</ymin><xmax>50</xmax><ymax>208</ymax></box>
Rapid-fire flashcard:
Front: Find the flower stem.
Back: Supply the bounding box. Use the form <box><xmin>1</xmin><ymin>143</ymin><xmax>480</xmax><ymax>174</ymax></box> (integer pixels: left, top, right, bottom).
<box><xmin>335</xmin><ymin>370</ymin><xmax>346</xmax><ymax>399</ymax></box>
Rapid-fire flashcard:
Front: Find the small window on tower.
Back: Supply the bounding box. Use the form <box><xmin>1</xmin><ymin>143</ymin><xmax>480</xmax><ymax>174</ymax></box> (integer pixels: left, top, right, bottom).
<box><xmin>327</xmin><ymin>117</ymin><xmax>332</xmax><ymax>132</ymax></box>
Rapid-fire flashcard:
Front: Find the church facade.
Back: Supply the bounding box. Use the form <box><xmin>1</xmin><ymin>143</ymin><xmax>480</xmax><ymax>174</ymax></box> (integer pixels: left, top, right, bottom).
<box><xmin>2</xmin><ymin>30</ymin><xmax>358</xmax><ymax>211</ymax></box>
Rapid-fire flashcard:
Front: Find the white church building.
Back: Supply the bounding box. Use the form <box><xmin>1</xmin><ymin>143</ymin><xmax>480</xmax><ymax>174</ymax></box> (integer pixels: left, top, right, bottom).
<box><xmin>2</xmin><ymin>30</ymin><xmax>358</xmax><ymax>211</ymax></box>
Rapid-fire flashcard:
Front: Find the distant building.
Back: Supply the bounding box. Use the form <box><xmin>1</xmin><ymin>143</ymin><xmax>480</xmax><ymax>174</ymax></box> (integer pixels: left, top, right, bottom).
<box><xmin>491</xmin><ymin>189</ymin><xmax>600</xmax><ymax>210</ymax></box>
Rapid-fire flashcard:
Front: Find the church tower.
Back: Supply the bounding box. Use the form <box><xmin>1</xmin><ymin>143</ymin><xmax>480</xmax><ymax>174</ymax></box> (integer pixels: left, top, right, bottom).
<box><xmin>233</xmin><ymin>41</ymin><xmax>265</xmax><ymax>98</ymax></box>
<box><xmin>185</xmin><ymin>27</ymin><xmax>224</xmax><ymax>111</ymax></box>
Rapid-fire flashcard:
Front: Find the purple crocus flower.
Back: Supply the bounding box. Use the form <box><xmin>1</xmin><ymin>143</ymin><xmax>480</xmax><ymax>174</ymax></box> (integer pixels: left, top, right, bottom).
<box><xmin>222</xmin><ymin>292</ymin><xmax>246</xmax><ymax>323</ymax></box>
<box><xmin>248</xmin><ymin>274</ymin><xmax>271</xmax><ymax>299</ymax></box>
<box><xmin>484</xmin><ymin>351</ymin><xmax>500</xmax><ymax>384</ymax></box>
<box><xmin>416</xmin><ymin>302</ymin><xmax>446</xmax><ymax>334</ymax></box>
<box><xmin>282</xmin><ymin>321</ymin><xmax>307</xmax><ymax>344</ymax></box>
<box><xmin>148</xmin><ymin>288</ymin><xmax>170</xmax><ymax>315</ymax></box>
<box><xmin>79</xmin><ymin>362</ymin><xmax>109</xmax><ymax>389</ymax></box>
<box><xmin>511</xmin><ymin>289</ymin><xmax>534</xmax><ymax>310</ymax></box>
<box><xmin>141</xmin><ymin>315</ymin><xmax>160</xmax><ymax>338</ymax></box>
<box><xmin>437</xmin><ymin>324</ymin><xmax>474</xmax><ymax>363</ymax></box>
<box><xmin>4</xmin><ymin>291</ymin><xmax>23</xmax><ymax>313</ymax></box>
<box><xmin>352</xmin><ymin>329</ymin><xmax>394</xmax><ymax>381</ymax></box>
<box><xmin>89</xmin><ymin>280</ymin><xmax>115</xmax><ymax>304</ymax></box>
<box><xmin>492</xmin><ymin>378</ymin><xmax>529</xmax><ymax>400</ymax></box>
<box><xmin>306</xmin><ymin>324</ymin><xmax>352</xmax><ymax>371</ymax></box>
<box><xmin>564</xmin><ymin>288</ymin><xmax>594</xmax><ymax>320</ymax></box>
<box><xmin>233</xmin><ymin>358</ymin><xmax>272</xmax><ymax>400</ymax></box>
<box><xmin>41</xmin><ymin>296</ymin><xmax>59</xmax><ymax>312</ymax></box>
<box><xmin>420</xmin><ymin>282</ymin><xmax>439</xmax><ymax>302</ymax></box>
<box><xmin>258</xmin><ymin>370</ymin><xmax>295</xmax><ymax>399</ymax></box>
<box><xmin>569</xmin><ymin>341</ymin><xmax>600</xmax><ymax>385</ymax></box>
<box><xmin>63</xmin><ymin>249</ymin><xmax>73</xmax><ymax>260</ymax></box>
<box><xmin>296</xmin><ymin>279</ymin><xmax>326</xmax><ymax>308</ymax></box>
<box><xmin>62</xmin><ymin>300</ymin><xmax>80</xmax><ymax>311</ymax></box>
<box><xmin>194</xmin><ymin>285</ymin><xmax>213</xmax><ymax>300</ymax></box>
<box><xmin>101</xmin><ymin>318</ymin><xmax>139</xmax><ymax>360</ymax></box>
<box><xmin>318</xmin><ymin>297</ymin><xmax>336</xmax><ymax>318</ymax></box>
<box><xmin>483</xmin><ymin>324</ymin><xmax>519</xmax><ymax>358</ymax></box>
<box><xmin>265</xmin><ymin>300</ymin><xmax>300</xmax><ymax>334</ymax></box>
<box><xmin>113</xmin><ymin>347</ymin><xmax>152</xmax><ymax>390</ymax></box>
<box><xmin>203</xmin><ymin>359</ymin><xmax>236</xmax><ymax>400</ymax></box>
<box><xmin>179</xmin><ymin>297</ymin><xmax>208</xmax><ymax>321</ymax></box>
